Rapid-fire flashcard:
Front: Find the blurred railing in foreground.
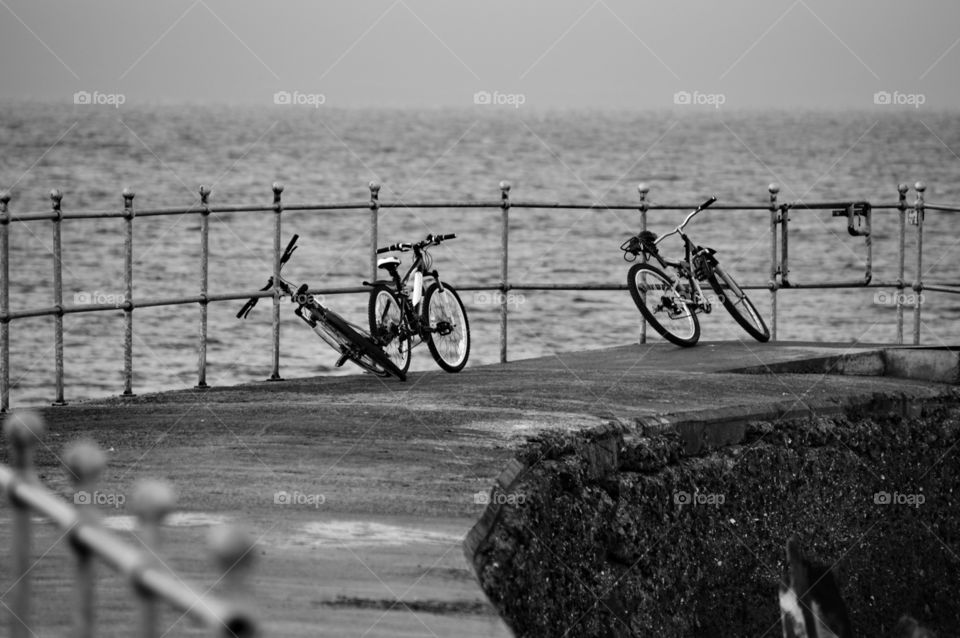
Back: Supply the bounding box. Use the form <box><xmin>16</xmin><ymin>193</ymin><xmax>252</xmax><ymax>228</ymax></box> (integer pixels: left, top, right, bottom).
<box><xmin>1</xmin><ymin>180</ymin><xmax>958</xmax><ymax>410</ymax></box>
<box><xmin>0</xmin><ymin>410</ymin><xmax>257</xmax><ymax>638</ymax></box>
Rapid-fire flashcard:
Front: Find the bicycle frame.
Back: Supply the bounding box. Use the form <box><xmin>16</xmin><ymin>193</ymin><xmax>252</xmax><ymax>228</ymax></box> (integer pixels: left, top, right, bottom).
<box><xmin>369</xmin><ymin>243</ymin><xmax>449</xmax><ymax>340</ymax></box>
<box><xmin>638</xmin><ymin>198</ymin><xmax>720</xmax><ymax>315</ymax></box>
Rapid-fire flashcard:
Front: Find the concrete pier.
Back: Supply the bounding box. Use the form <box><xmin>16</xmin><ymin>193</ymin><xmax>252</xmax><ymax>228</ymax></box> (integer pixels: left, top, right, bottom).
<box><xmin>1</xmin><ymin>341</ymin><xmax>957</xmax><ymax>637</ymax></box>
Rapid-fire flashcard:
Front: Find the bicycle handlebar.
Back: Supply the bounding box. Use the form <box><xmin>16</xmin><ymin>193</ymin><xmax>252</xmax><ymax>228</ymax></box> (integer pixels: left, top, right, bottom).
<box><xmin>654</xmin><ymin>195</ymin><xmax>718</xmax><ymax>245</ymax></box>
<box><xmin>376</xmin><ymin>233</ymin><xmax>457</xmax><ymax>254</ymax></box>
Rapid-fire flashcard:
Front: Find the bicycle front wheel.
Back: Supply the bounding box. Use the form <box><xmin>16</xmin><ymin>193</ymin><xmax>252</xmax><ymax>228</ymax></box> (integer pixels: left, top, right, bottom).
<box><xmin>705</xmin><ymin>264</ymin><xmax>770</xmax><ymax>342</ymax></box>
<box><xmin>309</xmin><ymin>305</ymin><xmax>407</xmax><ymax>381</ymax></box>
<box><xmin>423</xmin><ymin>283</ymin><xmax>470</xmax><ymax>372</ymax></box>
<box><xmin>368</xmin><ymin>286</ymin><xmax>412</xmax><ymax>376</ymax></box>
<box><xmin>627</xmin><ymin>263</ymin><xmax>700</xmax><ymax>347</ymax></box>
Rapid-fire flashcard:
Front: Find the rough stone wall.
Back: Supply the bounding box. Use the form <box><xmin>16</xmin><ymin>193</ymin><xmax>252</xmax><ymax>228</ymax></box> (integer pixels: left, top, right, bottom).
<box><xmin>466</xmin><ymin>405</ymin><xmax>960</xmax><ymax>637</ymax></box>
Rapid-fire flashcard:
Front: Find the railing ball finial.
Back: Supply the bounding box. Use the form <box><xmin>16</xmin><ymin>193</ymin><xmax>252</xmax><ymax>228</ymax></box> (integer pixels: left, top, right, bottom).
<box><xmin>271</xmin><ymin>182</ymin><xmax>284</xmax><ymax>195</ymax></box>
<box><xmin>768</xmin><ymin>183</ymin><xmax>780</xmax><ymax>195</ymax></box>
<box><xmin>499</xmin><ymin>180</ymin><xmax>511</xmax><ymax>193</ymax></box>
<box><xmin>199</xmin><ymin>185</ymin><xmax>212</xmax><ymax>205</ymax></box>
<box><xmin>637</xmin><ymin>183</ymin><xmax>649</xmax><ymax>195</ymax></box>
<box><xmin>131</xmin><ymin>479</ymin><xmax>177</xmax><ymax>526</ymax></box>
<box><xmin>209</xmin><ymin>525</ymin><xmax>256</xmax><ymax>572</ymax></box>
<box><xmin>0</xmin><ymin>190</ymin><xmax>11</xmax><ymax>206</ymax></box>
<box><xmin>50</xmin><ymin>189</ymin><xmax>63</xmax><ymax>209</ymax></box>
<box><xmin>898</xmin><ymin>183</ymin><xmax>909</xmax><ymax>195</ymax></box>
<box><xmin>4</xmin><ymin>409</ymin><xmax>46</xmax><ymax>451</ymax></box>
<box><xmin>368</xmin><ymin>181</ymin><xmax>381</xmax><ymax>196</ymax></box>
<box><xmin>63</xmin><ymin>440</ymin><xmax>106</xmax><ymax>486</ymax></box>
<box><xmin>915</xmin><ymin>181</ymin><xmax>926</xmax><ymax>193</ymax></box>
<box><xmin>122</xmin><ymin>187</ymin><xmax>135</xmax><ymax>201</ymax></box>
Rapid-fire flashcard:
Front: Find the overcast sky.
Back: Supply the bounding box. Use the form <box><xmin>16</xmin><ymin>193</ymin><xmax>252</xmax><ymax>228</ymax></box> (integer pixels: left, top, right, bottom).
<box><xmin>1</xmin><ymin>0</ymin><xmax>959</xmax><ymax>109</ymax></box>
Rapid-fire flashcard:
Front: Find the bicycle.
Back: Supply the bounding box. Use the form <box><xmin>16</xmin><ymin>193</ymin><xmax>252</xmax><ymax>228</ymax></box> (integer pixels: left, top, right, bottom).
<box><xmin>620</xmin><ymin>196</ymin><xmax>770</xmax><ymax>347</ymax></box>
<box><xmin>365</xmin><ymin>233</ymin><xmax>470</xmax><ymax>374</ymax></box>
<box><xmin>237</xmin><ymin>234</ymin><xmax>407</xmax><ymax>380</ymax></box>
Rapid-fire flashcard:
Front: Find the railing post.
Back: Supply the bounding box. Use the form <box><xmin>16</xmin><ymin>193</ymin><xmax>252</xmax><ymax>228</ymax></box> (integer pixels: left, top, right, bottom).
<box><xmin>912</xmin><ymin>181</ymin><xmax>925</xmax><ymax>345</ymax></box>
<box><xmin>499</xmin><ymin>181</ymin><xmax>511</xmax><ymax>364</ymax></box>
<box><xmin>64</xmin><ymin>440</ymin><xmax>107</xmax><ymax>638</ymax></box>
<box><xmin>197</xmin><ymin>186</ymin><xmax>211</xmax><ymax>389</ymax></box>
<box><xmin>768</xmin><ymin>183</ymin><xmax>780</xmax><ymax>341</ymax></box>
<box><xmin>896</xmin><ymin>183</ymin><xmax>908</xmax><ymax>344</ymax></box>
<box><xmin>209</xmin><ymin>526</ymin><xmax>258</xmax><ymax>637</ymax></box>
<box><xmin>51</xmin><ymin>190</ymin><xmax>66</xmax><ymax>405</ymax></box>
<box><xmin>4</xmin><ymin>410</ymin><xmax>46</xmax><ymax>638</ymax></box>
<box><xmin>270</xmin><ymin>183</ymin><xmax>284</xmax><ymax>381</ymax></box>
<box><xmin>131</xmin><ymin>480</ymin><xmax>177</xmax><ymax>638</ymax></box>
<box><xmin>369</xmin><ymin>182</ymin><xmax>380</xmax><ymax>281</ymax></box>
<box><xmin>1</xmin><ymin>191</ymin><xmax>10</xmax><ymax>412</ymax></box>
<box><xmin>637</xmin><ymin>183</ymin><xmax>649</xmax><ymax>345</ymax></box>
<box><xmin>122</xmin><ymin>189</ymin><xmax>136</xmax><ymax>396</ymax></box>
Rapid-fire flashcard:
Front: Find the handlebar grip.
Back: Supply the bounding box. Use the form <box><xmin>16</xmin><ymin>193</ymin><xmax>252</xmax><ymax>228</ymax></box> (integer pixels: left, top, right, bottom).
<box><xmin>280</xmin><ymin>234</ymin><xmax>299</xmax><ymax>265</ymax></box>
<box><xmin>236</xmin><ymin>297</ymin><xmax>258</xmax><ymax>319</ymax></box>
<box><xmin>699</xmin><ymin>196</ymin><xmax>718</xmax><ymax>210</ymax></box>
<box><xmin>377</xmin><ymin>242</ymin><xmax>411</xmax><ymax>253</ymax></box>
<box><xmin>439</xmin><ymin>233</ymin><xmax>456</xmax><ymax>241</ymax></box>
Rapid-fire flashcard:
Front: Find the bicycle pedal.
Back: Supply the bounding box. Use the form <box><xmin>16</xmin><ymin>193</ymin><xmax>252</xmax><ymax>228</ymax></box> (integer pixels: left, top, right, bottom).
<box><xmin>335</xmin><ymin>352</ymin><xmax>350</xmax><ymax>368</ymax></box>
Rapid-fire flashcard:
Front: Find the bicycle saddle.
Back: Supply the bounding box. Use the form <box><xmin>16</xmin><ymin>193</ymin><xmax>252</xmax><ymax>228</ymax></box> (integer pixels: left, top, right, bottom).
<box><xmin>377</xmin><ymin>256</ymin><xmax>401</xmax><ymax>270</ymax></box>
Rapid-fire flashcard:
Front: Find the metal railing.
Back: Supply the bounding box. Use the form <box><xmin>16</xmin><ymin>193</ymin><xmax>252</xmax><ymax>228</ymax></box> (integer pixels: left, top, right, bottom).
<box><xmin>0</xmin><ymin>410</ymin><xmax>257</xmax><ymax>637</ymax></box>
<box><xmin>1</xmin><ymin>180</ymin><xmax>958</xmax><ymax>410</ymax></box>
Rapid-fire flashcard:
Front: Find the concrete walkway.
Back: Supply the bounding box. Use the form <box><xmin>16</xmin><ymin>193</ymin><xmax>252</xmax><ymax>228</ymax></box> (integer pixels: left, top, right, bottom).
<box><xmin>5</xmin><ymin>341</ymin><xmax>958</xmax><ymax>637</ymax></box>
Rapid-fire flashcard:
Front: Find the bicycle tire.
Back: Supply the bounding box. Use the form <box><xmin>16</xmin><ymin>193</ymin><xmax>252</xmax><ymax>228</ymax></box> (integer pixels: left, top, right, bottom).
<box><xmin>705</xmin><ymin>263</ymin><xmax>770</xmax><ymax>342</ymax></box>
<box><xmin>627</xmin><ymin>263</ymin><xmax>700</xmax><ymax>347</ymax></box>
<box><xmin>308</xmin><ymin>304</ymin><xmax>407</xmax><ymax>381</ymax></box>
<box><xmin>423</xmin><ymin>283</ymin><xmax>470</xmax><ymax>372</ymax></box>
<box><xmin>367</xmin><ymin>286</ymin><xmax>412</xmax><ymax>376</ymax></box>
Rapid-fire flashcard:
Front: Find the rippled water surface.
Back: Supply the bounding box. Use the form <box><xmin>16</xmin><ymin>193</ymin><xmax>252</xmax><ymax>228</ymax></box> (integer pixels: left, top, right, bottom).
<box><xmin>3</xmin><ymin>104</ymin><xmax>959</xmax><ymax>405</ymax></box>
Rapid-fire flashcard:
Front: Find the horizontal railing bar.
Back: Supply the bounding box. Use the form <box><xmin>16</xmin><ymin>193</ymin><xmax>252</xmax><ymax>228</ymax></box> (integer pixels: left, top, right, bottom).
<box><xmin>9</xmin><ymin>277</ymin><xmax>951</xmax><ymax>323</ymax></box>
<box><xmin>923</xmin><ymin>284</ymin><xmax>960</xmax><ymax>294</ymax></box>
<box><xmin>925</xmin><ymin>204</ymin><xmax>960</xmax><ymax>213</ymax></box>
<box><xmin>4</xmin><ymin>200</ymin><xmax>918</xmax><ymax>223</ymax></box>
<box><xmin>5</xmin><ymin>306</ymin><xmax>63</xmax><ymax>320</ymax></box>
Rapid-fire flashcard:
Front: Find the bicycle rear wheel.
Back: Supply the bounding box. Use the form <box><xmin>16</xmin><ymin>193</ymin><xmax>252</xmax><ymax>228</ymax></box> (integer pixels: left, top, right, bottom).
<box><xmin>423</xmin><ymin>283</ymin><xmax>470</xmax><ymax>372</ymax></box>
<box><xmin>627</xmin><ymin>263</ymin><xmax>700</xmax><ymax>347</ymax></box>
<box><xmin>705</xmin><ymin>263</ymin><xmax>770</xmax><ymax>342</ymax></box>
<box><xmin>307</xmin><ymin>304</ymin><xmax>407</xmax><ymax>380</ymax></box>
<box><xmin>368</xmin><ymin>286</ymin><xmax>412</xmax><ymax>376</ymax></box>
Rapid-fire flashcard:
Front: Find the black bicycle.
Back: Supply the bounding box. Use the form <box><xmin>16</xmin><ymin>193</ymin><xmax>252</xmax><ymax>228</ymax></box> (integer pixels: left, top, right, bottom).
<box><xmin>365</xmin><ymin>233</ymin><xmax>470</xmax><ymax>374</ymax></box>
<box><xmin>237</xmin><ymin>235</ymin><xmax>406</xmax><ymax>380</ymax></box>
<box><xmin>621</xmin><ymin>196</ymin><xmax>770</xmax><ymax>347</ymax></box>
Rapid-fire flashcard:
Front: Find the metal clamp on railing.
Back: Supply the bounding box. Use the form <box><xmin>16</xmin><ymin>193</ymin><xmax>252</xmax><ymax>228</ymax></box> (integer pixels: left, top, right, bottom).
<box><xmin>832</xmin><ymin>201</ymin><xmax>872</xmax><ymax>237</ymax></box>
